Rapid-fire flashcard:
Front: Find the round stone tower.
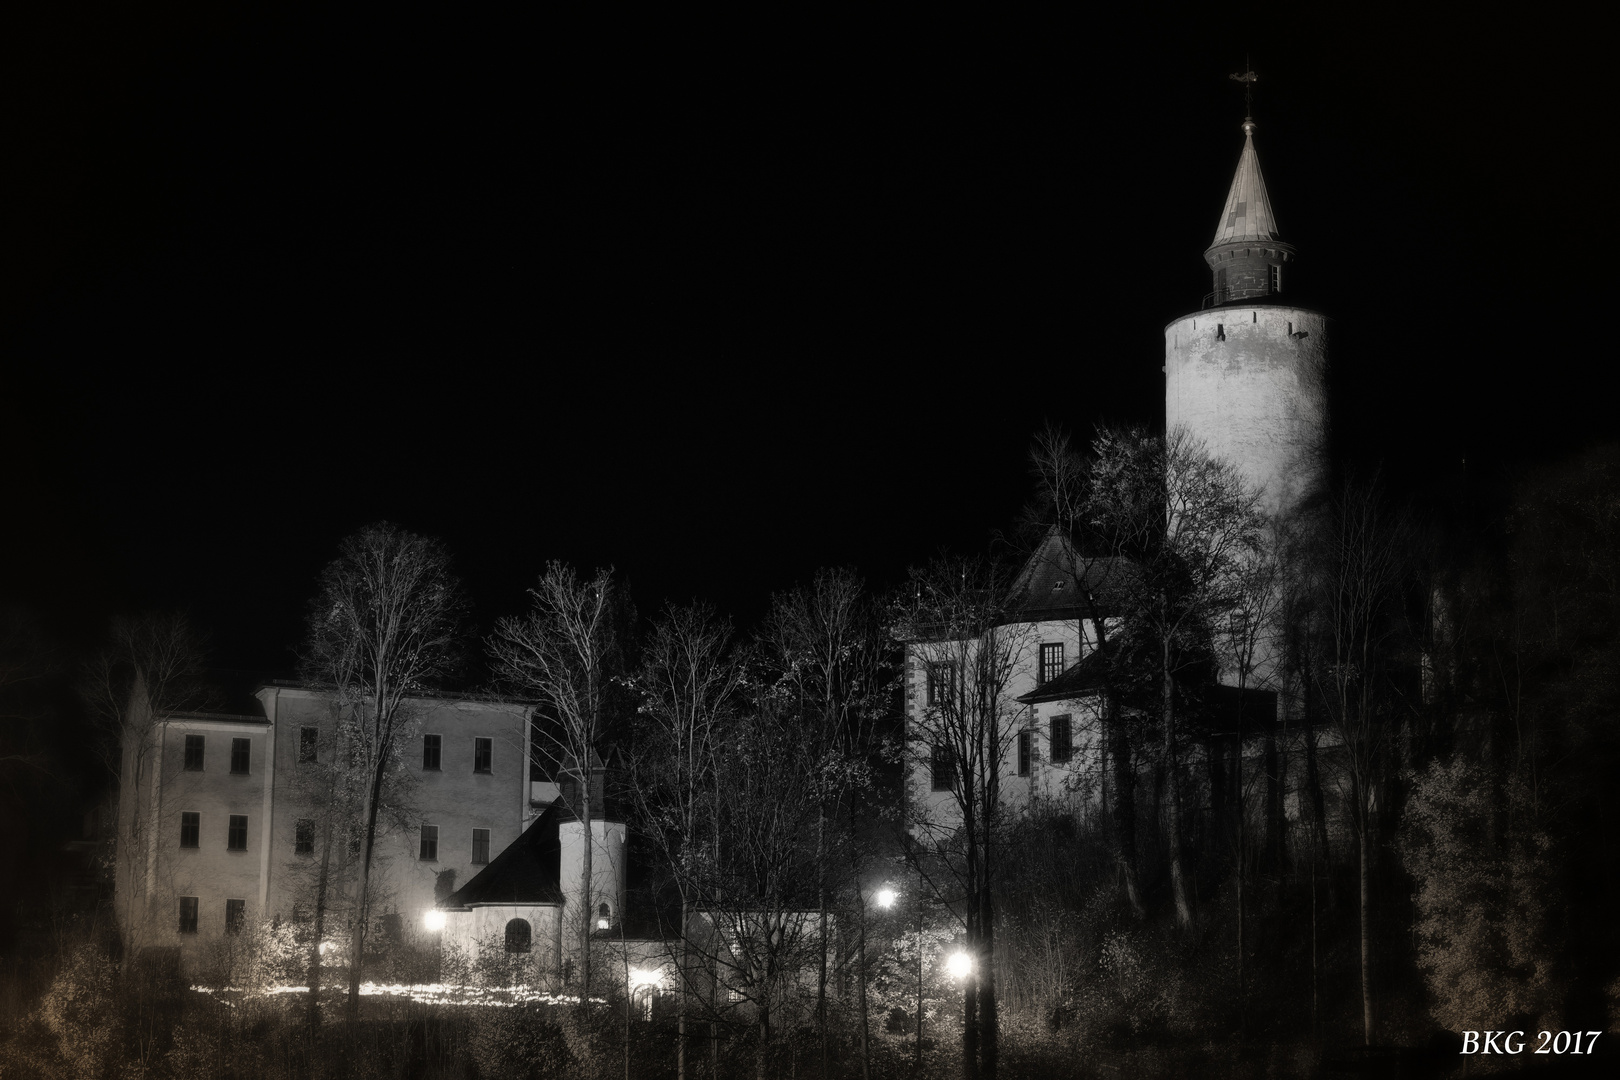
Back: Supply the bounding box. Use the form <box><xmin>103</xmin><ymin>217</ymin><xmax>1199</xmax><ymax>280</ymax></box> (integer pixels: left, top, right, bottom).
<box><xmin>1164</xmin><ymin>116</ymin><xmax>1329</xmax><ymax>521</ymax></box>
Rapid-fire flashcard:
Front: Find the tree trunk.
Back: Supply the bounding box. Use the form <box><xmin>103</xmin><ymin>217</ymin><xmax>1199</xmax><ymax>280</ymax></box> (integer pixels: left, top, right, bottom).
<box><xmin>347</xmin><ymin>753</ymin><xmax>389</xmax><ymax>1021</ymax></box>
<box><xmin>678</xmin><ymin>898</ymin><xmax>689</xmax><ymax>1080</ymax></box>
<box><xmin>816</xmin><ymin>815</ymin><xmax>828</xmax><ymax>1080</ymax></box>
<box><xmin>1163</xmin><ymin>640</ymin><xmax>1193</xmax><ymax>929</ymax></box>
<box><xmin>307</xmin><ymin>814</ymin><xmax>335</xmax><ymax>1029</ymax></box>
<box><xmin>858</xmin><ymin>908</ymin><xmax>871</xmax><ymax>1080</ymax></box>
<box><xmin>580</xmin><ymin>770</ymin><xmax>594</xmax><ymax>1008</ymax></box>
<box><xmin>961</xmin><ymin>961</ymin><xmax>979</xmax><ymax>1080</ymax></box>
<box><xmin>1359</xmin><ymin>815</ymin><xmax>1374</xmax><ymax>1045</ymax></box>
<box><xmin>979</xmin><ymin>889</ymin><xmax>998</xmax><ymax>1080</ymax></box>
<box><xmin>1107</xmin><ymin>716</ymin><xmax>1147</xmax><ymax>918</ymax></box>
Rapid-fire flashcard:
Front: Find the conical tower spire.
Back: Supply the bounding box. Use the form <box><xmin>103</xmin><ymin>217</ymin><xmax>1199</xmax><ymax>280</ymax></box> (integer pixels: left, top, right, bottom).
<box><xmin>1202</xmin><ymin>71</ymin><xmax>1295</xmax><ymax>305</ymax></box>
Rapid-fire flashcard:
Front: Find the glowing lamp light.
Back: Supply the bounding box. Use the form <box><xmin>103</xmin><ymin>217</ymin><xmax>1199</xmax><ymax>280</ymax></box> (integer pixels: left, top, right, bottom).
<box><xmin>598</xmin><ymin>918</ymin><xmax>611</xmax><ymax>930</ymax></box>
<box><xmin>875</xmin><ymin>888</ymin><xmax>897</xmax><ymax>910</ymax></box>
<box><xmin>946</xmin><ymin>951</ymin><xmax>972</xmax><ymax>980</ymax></box>
<box><xmin>628</xmin><ymin>967</ymin><xmax>664</xmax><ymax>991</ymax></box>
<box><xmin>423</xmin><ymin>909</ymin><xmax>446</xmax><ymax>932</ymax></box>
<box><xmin>318</xmin><ymin>941</ymin><xmax>335</xmax><ymax>956</ymax></box>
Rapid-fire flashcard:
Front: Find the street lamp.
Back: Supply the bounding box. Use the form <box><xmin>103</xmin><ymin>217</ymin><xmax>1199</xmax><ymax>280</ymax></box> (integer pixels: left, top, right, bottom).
<box><xmin>423</xmin><ymin>909</ymin><xmax>446</xmax><ymax>932</ymax></box>
<box><xmin>875</xmin><ymin>887</ymin><xmax>897</xmax><ymax>910</ymax></box>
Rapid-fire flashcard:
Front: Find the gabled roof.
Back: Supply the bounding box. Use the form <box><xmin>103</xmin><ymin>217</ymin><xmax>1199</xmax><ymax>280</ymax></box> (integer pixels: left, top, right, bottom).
<box><xmin>1007</xmin><ymin>528</ymin><xmax>1136</xmax><ymax>623</ymax></box>
<box><xmin>440</xmin><ymin>804</ymin><xmax>564</xmax><ymax>908</ymax></box>
<box><xmin>1017</xmin><ymin>649</ymin><xmax>1109</xmax><ymax>705</ymax></box>
<box><xmin>1208</xmin><ymin>123</ymin><xmax>1282</xmax><ymax>247</ymax></box>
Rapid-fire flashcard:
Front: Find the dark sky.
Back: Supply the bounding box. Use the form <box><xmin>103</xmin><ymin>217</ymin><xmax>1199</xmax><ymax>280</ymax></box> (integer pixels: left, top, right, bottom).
<box><xmin>5</xmin><ymin>6</ymin><xmax>1612</xmax><ymax>672</ymax></box>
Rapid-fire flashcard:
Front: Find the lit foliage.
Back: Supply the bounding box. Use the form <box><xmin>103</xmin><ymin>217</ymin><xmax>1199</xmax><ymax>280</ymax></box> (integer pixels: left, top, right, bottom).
<box><xmin>1399</xmin><ymin>757</ymin><xmax>1562</xmax><ymax>1033</ymax></box>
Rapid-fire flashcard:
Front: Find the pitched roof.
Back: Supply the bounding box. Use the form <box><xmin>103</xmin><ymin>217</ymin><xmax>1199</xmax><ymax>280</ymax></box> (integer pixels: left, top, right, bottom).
<box><xmin>1209</xmin><ymin>123</ymin><xmax>1282</xmax><ymax>247</ymax></box>
<box><xmin>1017</xmin><ymin>649</ymin><xmax>1109</xmax><ymax>705</ymax></box>
<box><xmin>440</xmin><ymin>805</ymin><xmax>564</xmax><ymax>908</ymax></box>
<box><xmin>1006</xmin><ymin>528</ymin><xmax>1137</xmax><ymax>622</ymax></box>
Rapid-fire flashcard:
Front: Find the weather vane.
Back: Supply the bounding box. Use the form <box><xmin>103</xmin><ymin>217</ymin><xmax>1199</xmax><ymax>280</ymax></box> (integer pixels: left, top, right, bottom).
<box><xmin>1229</xmin><ymin>60</ymin><xmax>1258</xmax><ymax>131</ymax></box>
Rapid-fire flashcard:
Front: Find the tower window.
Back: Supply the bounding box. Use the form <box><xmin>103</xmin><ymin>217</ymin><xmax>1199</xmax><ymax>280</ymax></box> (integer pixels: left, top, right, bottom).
<box><xmin>1216</xmin><ymin>323</ymin><xmax>1226</xmax><ymax>342</ymax></box>
<box><xmin>1269</xmin><ymin>264</ymin><xmax>1281</xmax><ymax>293</ymax></box>
<box><xmin>1040</xmin><ymin>643</ymin><xmax>1065</xmax><ymax>684</ymax></box>
<box><xmin>1215</xmin><ymin>268</ymin><xmax>1227</xmax><ymax>303</ymax></box>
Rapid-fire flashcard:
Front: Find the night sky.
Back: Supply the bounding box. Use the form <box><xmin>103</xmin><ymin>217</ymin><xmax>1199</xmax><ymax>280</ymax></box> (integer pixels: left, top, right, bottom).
<box><xmin>5</xmin><ymin>6</ymin><xmax>1612</xmax><ymax>673</ymax></box>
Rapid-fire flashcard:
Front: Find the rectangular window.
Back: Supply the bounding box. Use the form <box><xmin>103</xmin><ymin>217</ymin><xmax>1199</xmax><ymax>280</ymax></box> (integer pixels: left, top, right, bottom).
<box><xmin>473</xmin><ymin>737</ymin><xmax>492</xmax><ymax>773</ymax></box>
<box><xmin>422</xmin><ymin>734</ymin><xmax>441</xmax><ymax>770</ymax></box>
<box><xmin>294</xmin><ymin>819</ymin><xmax>315</xmax><ymax>855</ymax></box>
<box><xmin>1040</xmin><ymin>643</ymin><xmax>1065</xmax><ymax>684</ymax></box>
<box><xmin>230</xmin><ymin>737</ymin><xmax>251</xmax><ymax>774</ymax></box>
<box><xmin>930</xmin><ymin>745</ymin><xmax>956</xmax><ymax>792</ymax></box>
<box><xmin>1215</xmin><ymin>267</ymin><xmax>1228</xmax><ymax>303</ymax></box>
<box><xmin>228</xmin><ymin>814</ymin><xmax>248</xmax><ymax>851</ymax></box>
<box><xmin>419</xmin><ymin>824</ymin><xmax>439</xmax><ymax>861</ymax></box>
<box><xmin>1269</xmin><ymin>263</ymin><xmax>1281</xmax><ymax>293</ymax></box>
<box><xmin>1050</xmin><ymin>714</ymin><xmax>1073</xmax><ymax>765</ymax></box>
<box><xmin>1017</xmin><ymin>731</ymin><xmax>1032</xmax><ymax>777</ymax></box>
<box><xmin>184</xmin><ymin>734</ymin><xmax>205</xmax><ymax>771</ymax></box>
<box><xmin>225</xmin><ymin>898</ymin><xmax>245</xmax><ymax>935</ymax></box>
<box><xmin>299</xmin><ymin>726</ymin><xmax>318</xmax><ymax>763</ymax></box>
<box><xmin>180</xmin><ymin>811</ymin><xmax>200</xmax><ymax>848</ymax></box>
<box><xmin>472</xmin><ymin>828</ymin><xmax>490</xmax><ymax>865</ymax></box>
<box><xmin>178</xmin><ymin>896</ymin><xmax>198</xmax><ymax>934</ymax></box>
<box><xmin>926</xmin><ymin>662</ymin><xmax>954</xmax><ymax>707</ymax></box>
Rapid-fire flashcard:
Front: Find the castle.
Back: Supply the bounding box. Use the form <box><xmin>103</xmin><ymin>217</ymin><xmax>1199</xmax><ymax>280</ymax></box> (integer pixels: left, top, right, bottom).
<box><xmin>906</xmin><ymin>98</ymin><xmax>1328</xmax><ymax>824</ymax></box>
<box><xmin>116</xmin><ymin>99</ymin><xmax>1326</xmax><ymax>986</ymax></box>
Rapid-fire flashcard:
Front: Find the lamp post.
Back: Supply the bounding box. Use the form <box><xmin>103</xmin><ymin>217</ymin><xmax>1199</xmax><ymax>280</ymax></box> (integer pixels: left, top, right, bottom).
<box><xmin>857</xmin><ymin>884</ymin><xmax>898</xmax><ymax>1080</ymax></box>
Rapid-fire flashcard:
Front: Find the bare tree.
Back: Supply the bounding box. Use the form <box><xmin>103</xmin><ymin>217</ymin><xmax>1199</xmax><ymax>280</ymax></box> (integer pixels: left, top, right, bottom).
<box><xmin>1299</xmin><ymin>478</ymin><xmax>1412</xmax><ymax>1045</ymax></box>
<box><xmin>80</xmin><ymin>612</ymin><xmax>213</xmax><ymax>950</ymax></box>
<box><xmin>759</xmin><ymin>567</ymin><xmax>893</xmax><ymax>1079</ymax></box>
<box><xmin>627</xmin><ymin>601</ymin><xmax>746</xmax><ymax>1080</ymax></box>
<box><xmin>300</xmin><ymin>522</ymin><xmax>467</xmax><ymax>1021</ymax></box>
<box><xmin>1085</xmin><ymin>425</ymin><xmax>1266</xmax><ymax>929</ymax></box>
<box><xmin>487</xmin><ymin>561</ymin><xmax>618</xmax><ymax>1002</ymax></box>
<box><xmin>894</xmin><ymin>554</ymin><xmax>1037</xmax><ymax>1080</ymax></box>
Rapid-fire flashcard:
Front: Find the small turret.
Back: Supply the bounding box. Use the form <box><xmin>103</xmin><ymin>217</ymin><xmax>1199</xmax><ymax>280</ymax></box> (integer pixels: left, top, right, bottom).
<box><xmin>1203</xmin><ymin>118</ymin><xmax>1295</xmax><ymax>305</ymax></box>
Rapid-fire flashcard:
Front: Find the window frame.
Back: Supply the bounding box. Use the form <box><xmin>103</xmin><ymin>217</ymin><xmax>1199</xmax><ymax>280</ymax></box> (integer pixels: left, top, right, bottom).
<box><xmin>294</xmin><ymin>818</ymin><xmax>315</xmax><ymax>855</ymax></box>
<box><xmin>225</xmin><ymin>898</ymin><xmax>246</xmax><ymax>935</ymax></box>
<box><xmin>419</xmin><ymin>824</ymin><xmax>439</xmax><ymax>861</ymax></box>
<box><xmin>228</xmin><ymin>814</ymin><xmax>249</xmax><ymax>851</ymax></box>
<box><xmin>180</xmin><ymin>810</ymin><xmax>200</xmax><ymax>849</ymax></box>
<box><xmin>473</xmin><ymin>737</ymin><xmax>492</xmax><ymax>774</ymax></box>
<box><xmin>1017</xmin><ymin>731</ymin><xmax>1032</xmax><ymax>777</ymax></box>
<box><xmin>230</xmin><ymin>737</ymin><xmax>251</xmax><ymax>775</ymax></box>
<box><xmin>472</xmin><ymin>827</ymin><xmax>490</xmax><ymax>865</ymax></box>
<box><xmin>178</xmin><ymin>896</ymin><xmax>199</xmax><ymax>934</ymax></box>
<box><xmin>422</xmin><ymin>733</ymin><xmax>442</xmax><ymax>771</ymax></box>
<box><xmin>299</xmin><ymin>726</ymin><xmax>318</xmax><ymax>764</ymax></box>
<box><xmin>1040</xmin><ymin>642</ymin><xmax>1064</xmax><ymax>685</ymax></box>
<box><xmin>926</xmin><ymin>661</ymin><xmax>955</xmax><ymax>707</ymax></box>
<box><xmin>1049</xmin><ymin>713</ymin><xmax>1073</xmax><ymax>765</ymax></box>
<box><xmin>930</xmin><ymin>744</ymin><xmax>956</xmax><ymax>792</ymax></box>
<box><xmin>183</xmin><ymin>734</ymin><xmax>205</xmax><ymax>771</ymax></box>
